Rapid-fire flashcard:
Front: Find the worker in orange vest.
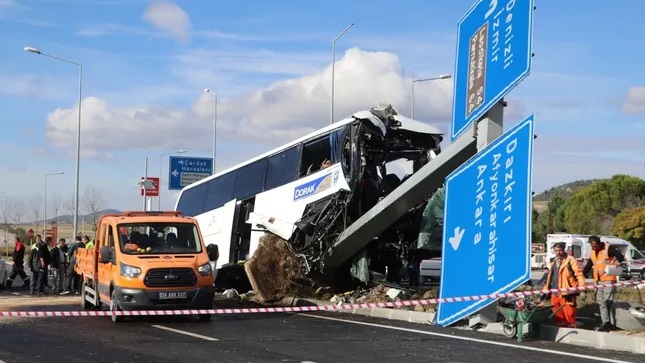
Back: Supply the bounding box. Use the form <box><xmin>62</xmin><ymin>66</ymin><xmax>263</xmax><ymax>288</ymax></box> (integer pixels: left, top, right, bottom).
<box><xmin>542</xmin><ymin>242</ymin><xmax>586</xmax><ymax>328</ymax></box>
<box><xmin>582</xmin><ymin>235</ymin><xmax>625</xmax><ymax>332</ymax></box>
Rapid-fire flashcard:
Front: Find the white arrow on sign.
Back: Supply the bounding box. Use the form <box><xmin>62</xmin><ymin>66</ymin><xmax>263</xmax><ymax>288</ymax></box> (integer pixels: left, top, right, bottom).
<box><xmin>171</xmin><ymin>170</ymin><xmax>179</xmax><ymax>177</ymax></box>
<box><xmin>448</xmin><ymin>226</ymin><xmax>465</xmax><ymax>251</ymax></box>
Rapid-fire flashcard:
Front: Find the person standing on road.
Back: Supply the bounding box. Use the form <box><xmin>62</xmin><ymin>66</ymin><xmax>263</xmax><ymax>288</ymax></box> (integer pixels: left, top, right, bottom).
<box><xmin>5</xmin><ymin>236</ymin><xmax>29</xmax><ymax>289</ymax></box>
<box><xmin>28</xmin><ymin>236</ymin><xmax>42</xmax><ymax>294</ymax></box>
<box><xmin>49</xmin><ymin>238</ymin><xmax>68</xmax><ymax>294</ymax></box>
<box><xmin>32</xmin><ymin>235</ymin><xmax>51</xmax><ymax>296</ymax></box>
<box><xmin>60</xmin><ymin>236</ymin><xmax>85</xmax><ymax>295</ymax></box>
<box><xmin>542</xmin><ymin>242</ymin><xmax>586</xmax><ymax>328</ymax></box>
<box><xmin>582</xmin><ymin>235</ymin><xmax>626</xmax><ymax>332</ymax></box>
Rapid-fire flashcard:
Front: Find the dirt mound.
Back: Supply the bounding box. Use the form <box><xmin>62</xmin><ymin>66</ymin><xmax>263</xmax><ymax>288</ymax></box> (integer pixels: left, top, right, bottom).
<box><xmin>244</xmin><ymin>233</ymin><xmax>308</xmax><ymax>303</ymax></box>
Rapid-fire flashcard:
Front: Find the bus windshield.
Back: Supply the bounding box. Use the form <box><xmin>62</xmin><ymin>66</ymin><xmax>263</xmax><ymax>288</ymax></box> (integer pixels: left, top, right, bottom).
<box><xmin>117</xmin><ymin>222</ymin><xmax>203</xmax><ymax>255</ymax></box>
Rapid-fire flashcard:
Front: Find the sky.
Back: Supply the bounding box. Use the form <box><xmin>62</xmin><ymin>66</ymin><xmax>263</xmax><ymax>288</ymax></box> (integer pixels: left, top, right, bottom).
<box><xmin>0</xmin><ymin>0</ymin><xmax>644</xmax><ymax>216</ymax></box>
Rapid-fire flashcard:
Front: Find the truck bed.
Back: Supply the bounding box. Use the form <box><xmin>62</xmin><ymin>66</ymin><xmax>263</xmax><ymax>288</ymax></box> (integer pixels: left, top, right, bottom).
<box><xmin>75</xmin><ymin>248</ymin><xmax>97</xmax><ymax>279</ymax></box>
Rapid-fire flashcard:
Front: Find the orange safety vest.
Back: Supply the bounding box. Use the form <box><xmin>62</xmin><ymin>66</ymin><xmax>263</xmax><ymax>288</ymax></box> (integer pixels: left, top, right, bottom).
<box><xmin>590</xmin><ymin>243</ymin><xmax>618</xmax><ymax>282</ymax></box>
<box><xmin>544</xmin><ymin>255</ymin><xmax>585</xmax><ymax>297</ymax></box>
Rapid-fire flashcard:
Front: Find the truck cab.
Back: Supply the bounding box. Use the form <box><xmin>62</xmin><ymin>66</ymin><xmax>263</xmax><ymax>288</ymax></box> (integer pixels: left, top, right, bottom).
<box><xmin>75</xmin><ymin>211</ymin><xmax>216</xmax><ymax>322</ymax></box>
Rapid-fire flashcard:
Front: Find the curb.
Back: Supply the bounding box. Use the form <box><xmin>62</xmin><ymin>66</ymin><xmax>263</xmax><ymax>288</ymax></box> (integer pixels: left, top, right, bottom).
<box><xmin>279</xmin><ymin>296</ymin><xmax>645</xmax><ymax>354</ymax></box>
<box><xmin>279</xmin><ymin>296</ymin><xmax>436</xmax><ymax>324</ymax></box>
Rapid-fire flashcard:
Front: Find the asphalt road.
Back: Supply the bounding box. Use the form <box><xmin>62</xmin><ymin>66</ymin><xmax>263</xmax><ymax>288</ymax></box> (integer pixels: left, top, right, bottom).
<box><xmin>0</xmin><ymin>298</ymin><xmax>641</xmax><ymax>363</ymax></box>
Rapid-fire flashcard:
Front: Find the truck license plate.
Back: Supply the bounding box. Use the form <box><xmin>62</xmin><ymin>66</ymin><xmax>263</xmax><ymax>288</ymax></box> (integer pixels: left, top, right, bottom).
<box><xmin>158</xmin><ymin>291</ymin><xmax>188</xmax><ymax>300</ymax></box>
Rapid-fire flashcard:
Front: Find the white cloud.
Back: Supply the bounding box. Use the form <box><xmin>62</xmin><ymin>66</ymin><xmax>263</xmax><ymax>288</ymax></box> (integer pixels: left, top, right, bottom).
<box><xmin>622</xmin><ymin>86</ymin><xmax>645</xmax><ymax>114</ymax></box>
<box><xmin>46</xmin><ymin>48</ymin><xmax>454</xmax><ymax>157</ymax></box>
<box><xmin>142</xmin><ymin>1</ymin><xmax>192</xmax><ymax>42</ymax></box>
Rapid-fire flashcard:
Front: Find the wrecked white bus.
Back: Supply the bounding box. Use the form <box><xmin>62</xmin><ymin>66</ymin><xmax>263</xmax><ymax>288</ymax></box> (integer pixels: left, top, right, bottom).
<box><xmin>174</xmin><ymin>105</ymin><xmax>445</xmax><ymax>292</ymax></box>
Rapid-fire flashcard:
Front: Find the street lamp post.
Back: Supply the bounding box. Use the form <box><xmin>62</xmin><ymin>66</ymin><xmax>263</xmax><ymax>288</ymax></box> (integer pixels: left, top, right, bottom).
<box><xmin>204</xmin><ymin>89</ymin><xmax>217</xmax><ymax>174</ymax></box>
<box><xmin>158</xmin><ymin>150</ymin><xmax>187</xmax><ymax>211</ymax></box>
<box><xmin>1</xmin><ymin>191</ymin><xmax>6</xmax><ymax>256</ymax></box>
<box><xmin>44</xmin><ymin>172</ymin><xmax>64</xmax><ymax>238</ymax></box>
<box><xmin>411</xmin><ymin>74</ymin><xmax>452</xmax><ymax>119</ymax></box>
<box><xmin>330</xmin><ymin>22</ymin><xmax>355</xmax><ymax>125</ymax></box>
<box><xmin>142</xmin><ymin>157</ymin><xmax>148</xmax><ymax>211</ymax></box>
<box><xmin>25</xmin><ymin>46</ymin><xmax>83</xmax><ymax>239</ymax></box>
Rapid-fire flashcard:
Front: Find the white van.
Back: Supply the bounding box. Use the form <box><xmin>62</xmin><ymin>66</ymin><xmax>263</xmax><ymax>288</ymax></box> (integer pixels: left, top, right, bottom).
<box><xmin>546</xmin><ymin>233</ymin><xmax>586</xmax><ymax>263</ymax></box>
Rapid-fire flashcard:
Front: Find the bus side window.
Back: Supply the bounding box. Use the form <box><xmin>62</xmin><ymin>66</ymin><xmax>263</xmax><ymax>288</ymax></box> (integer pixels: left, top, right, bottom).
<box><xmin>299</xmin><ymin>136</ymin><xmax>332</xmax><ymax>177</ymax></box>
<box><xmin>264</xmin><ymin>145</ymin><xmax>301</xmax><ymax>191</ymax></box>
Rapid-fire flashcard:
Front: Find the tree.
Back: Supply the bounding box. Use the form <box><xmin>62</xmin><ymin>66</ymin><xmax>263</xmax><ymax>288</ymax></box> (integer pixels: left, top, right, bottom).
<box><xmin>532</xmin><ymin>193</ymin><xmax>568</xmax><ymax>242</ymax></box>
<box><xmin>29</xmin><ymin>195</ymin><xmax>43</xmax><ymax>228</ymax></box>
<box><xmin>611</xmin><ymin>206</ymin><xmax>645</xmax><ymax>250</ymax></box>
<box><xmin>547</xmin><ymin>194</ymin><xmax>567</xmax><ymax>232</ymax></box>
<box><xmin>80</xmin><ymin>186</ymin><xmax>106</xmax><ymax>231</ymax></box>
<box><xmin>10</xmin><ymin>199</ymin><xmax>25</xmax><ymax>227</ymax></box>
<box><xmin>0</xmin><ymin>200</ymin><xmax>12</xmax><ymax>239</ymax></box>
<box><xmin>50</xmin><ymin>193</ymin><xmax>62</xmax><ymax>225</ymax></box>
<box><xmin>531</xmin><ymin>208</ymin><xmax>544</xmax><ymax>244</ymax></box>
<box><xmin>563</xmin><ymin>175</ymin><xmax>645</xmax><ymax>234</ymax></box>
<box><xmin>63</xmin><ymin>195</ymin><xmax>75</xmax><ymax>224</ymax></box>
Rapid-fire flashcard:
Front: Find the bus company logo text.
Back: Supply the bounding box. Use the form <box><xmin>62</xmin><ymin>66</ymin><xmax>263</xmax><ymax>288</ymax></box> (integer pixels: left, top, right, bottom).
<box><xmin>294</xmin><ymin>173</ymin><xmax>334</xmax><ymax>201</ymax></box>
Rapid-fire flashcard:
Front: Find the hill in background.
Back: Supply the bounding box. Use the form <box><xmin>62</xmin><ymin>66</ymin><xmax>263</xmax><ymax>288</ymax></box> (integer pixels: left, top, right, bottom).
<box><xmin>531</xmin><ymin>179</ymin><xmax>599</xmax><ymax>213</ymax></box>
<box><xmin>44</xmin><ymin>209</ymin><xmax>122</xmax><ymax>224</ymax></box>
<box><xmin>533</xmin><ymin>179</ymin><xmax>599</xmax><ymax>202</ymax></box>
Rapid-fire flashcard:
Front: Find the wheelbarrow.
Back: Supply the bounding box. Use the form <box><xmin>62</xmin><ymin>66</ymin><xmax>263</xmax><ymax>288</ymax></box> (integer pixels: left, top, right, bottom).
<box><xmin>497</xmin><ymin>302</ymin><xmax>565</xmax><ymax>342</ymax></box>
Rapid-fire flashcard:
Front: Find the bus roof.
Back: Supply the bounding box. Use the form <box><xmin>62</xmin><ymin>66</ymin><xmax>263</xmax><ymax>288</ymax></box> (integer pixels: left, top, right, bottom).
<box><xmin>177</xmin><ymin>107</ymin><xmax>444</xmax><ymax>193</ymax></box>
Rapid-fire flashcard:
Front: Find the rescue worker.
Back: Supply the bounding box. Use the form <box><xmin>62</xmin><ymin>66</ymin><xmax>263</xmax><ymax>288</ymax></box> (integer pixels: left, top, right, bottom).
<box><xmin>83</xmin><ymin>235</ymin><xmax>94</xmax><ymax>249</ymax></box>
<box><xmin>582</xmin><ymin>235</ymin><xmax>625</xmax><ymax>332</ymax></box>
<box><xmin>6</xmin><ymin>236</ymin><xmax>29</xmax><ymax>289</ymax></box>
<box><xmin>29</xmin><ymin>236</ymin><xmax>42</xmax><ymax>294</ymax></box>
<box><xmin>542</xmin><ymin>242</ymin><xmax>586</xmax><ymax>328</ymax></box>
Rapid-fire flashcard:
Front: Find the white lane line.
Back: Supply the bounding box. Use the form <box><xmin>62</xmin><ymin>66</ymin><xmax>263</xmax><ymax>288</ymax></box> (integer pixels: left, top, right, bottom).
<box><xmin>151</xmin><ymin>325</ymin><xmax>219</xmax><ymax>341</ymax></box>
<box><xmin>299</xmin><ymin>314</ymin><xmax>634</xmax><ymax>363</ymax></box>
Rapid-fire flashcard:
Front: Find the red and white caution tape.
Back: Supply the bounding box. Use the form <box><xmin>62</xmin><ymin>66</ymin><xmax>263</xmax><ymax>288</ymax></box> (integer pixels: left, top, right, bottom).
<box><xmin>0</xmin><ymin>280</ymin><xmax>641</xmax><ymax>317</ymax></box>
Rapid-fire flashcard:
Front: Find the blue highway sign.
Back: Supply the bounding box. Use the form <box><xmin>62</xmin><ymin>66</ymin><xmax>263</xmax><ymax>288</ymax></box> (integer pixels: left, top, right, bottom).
<box><xmin>436</xmin><ymin>114</ymin><xmax>535</xmax><ymax>327</ymax></box>
<box><xmin>451</xmin><ymin>0</ymin><xmax>535</xmax><ymax>142</ymax></box>
<box><xmin>168</xmin><ymin>156</ymin><xmax>213</xmax><ymax>190</ymax></box>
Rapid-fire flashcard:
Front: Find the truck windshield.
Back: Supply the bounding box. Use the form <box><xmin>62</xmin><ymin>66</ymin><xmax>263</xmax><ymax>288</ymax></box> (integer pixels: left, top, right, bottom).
<box><xmin>117</xmin><ymin>222</ymin><xmax>203</xmax><ymax>255</ymax></box>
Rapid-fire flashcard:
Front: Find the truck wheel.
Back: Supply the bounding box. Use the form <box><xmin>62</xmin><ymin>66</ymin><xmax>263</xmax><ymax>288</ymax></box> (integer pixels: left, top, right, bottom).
<box><xmin>110</xmin><ymin>290</ymin><xmax>124</xmax><ymax>323</ymax></box>
<box><xmin>80</xmin><ymin>281</ymin><xmax>92</xmax><ymax>311</ymax></box>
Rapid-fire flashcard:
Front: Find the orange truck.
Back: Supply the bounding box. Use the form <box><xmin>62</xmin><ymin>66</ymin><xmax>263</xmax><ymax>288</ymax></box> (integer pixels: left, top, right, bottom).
<box><xmin>75</xmin><ymin>211</ymin><xmax>216</xmax><ymax>322</ymax></box>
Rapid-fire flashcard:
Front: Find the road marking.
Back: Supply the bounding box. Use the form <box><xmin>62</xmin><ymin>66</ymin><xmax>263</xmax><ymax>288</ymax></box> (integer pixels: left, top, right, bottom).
<box><xmin>151</xmin><ymin>325</ymin><xmax>219</xmax><ymax>341</ymax></box>
<box><xmin>299</xmin><ymin>314</ymin><xmax>634</xmax><ymax>363</ymax></box>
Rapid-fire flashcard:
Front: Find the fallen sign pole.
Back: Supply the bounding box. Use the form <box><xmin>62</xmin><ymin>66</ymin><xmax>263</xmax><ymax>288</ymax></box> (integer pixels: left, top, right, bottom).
<box><xmin>1</xmin><ymin>280</ymin><xmax>642</xmax><ymax>318</ymax></box>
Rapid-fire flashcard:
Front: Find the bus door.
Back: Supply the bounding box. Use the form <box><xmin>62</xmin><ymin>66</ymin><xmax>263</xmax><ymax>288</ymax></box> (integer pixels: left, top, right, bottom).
<box><xmin>230</xmin><ymin>197</ymin><xmax>255</xmax><ymax>264</ymax></box>
<box><xmin>195</xmin><ymin>199</ymin><xmax>237</xmax><ymax>269</ymax></box>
